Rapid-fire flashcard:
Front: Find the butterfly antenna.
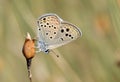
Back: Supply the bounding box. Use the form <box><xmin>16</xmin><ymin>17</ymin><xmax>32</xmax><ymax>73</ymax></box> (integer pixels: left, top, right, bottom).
<box><xmin>50</xmin><ymin>50</ymin><xmax>59</xmax><ymax>57</ymax></box>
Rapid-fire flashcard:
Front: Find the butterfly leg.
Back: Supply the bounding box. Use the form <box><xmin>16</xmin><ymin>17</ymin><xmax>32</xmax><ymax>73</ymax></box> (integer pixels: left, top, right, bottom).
<box><xmin>49</xmin><ymin>50</ymin><xmax>59</xmax><ymax>57</ymax></box>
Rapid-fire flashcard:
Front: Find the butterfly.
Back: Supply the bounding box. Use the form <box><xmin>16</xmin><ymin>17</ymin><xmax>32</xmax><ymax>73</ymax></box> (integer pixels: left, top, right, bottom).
<box><xmin>36</xmin><ymin>13</ymin><xmax>82</xmax><ymax>54</ymax></box>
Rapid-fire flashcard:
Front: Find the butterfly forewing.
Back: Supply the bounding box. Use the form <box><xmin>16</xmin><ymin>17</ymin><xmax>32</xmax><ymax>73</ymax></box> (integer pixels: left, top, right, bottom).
<box><xmin>37</xmin><ymin>14</ymin><xmax>61</xmax><ymax>43</ymax></box>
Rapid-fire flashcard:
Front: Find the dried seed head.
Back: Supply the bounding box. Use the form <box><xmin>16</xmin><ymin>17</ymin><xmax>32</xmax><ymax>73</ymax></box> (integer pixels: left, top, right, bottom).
<box><xmin>22</xmin><ymin>32</ymin><xmax>35</xmax><ymax>82</ymax></box>
<box><xmin>22</xmin><ymin>32</ymin><xmax>35</xmax><ymax>59</ymax></box>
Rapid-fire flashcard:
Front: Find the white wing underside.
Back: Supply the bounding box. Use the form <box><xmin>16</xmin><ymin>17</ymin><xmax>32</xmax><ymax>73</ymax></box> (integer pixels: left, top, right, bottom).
<box><xmin>37</xmin><ymin>13</ymin><xmax>82</xmax><ymax>51</ymax></box>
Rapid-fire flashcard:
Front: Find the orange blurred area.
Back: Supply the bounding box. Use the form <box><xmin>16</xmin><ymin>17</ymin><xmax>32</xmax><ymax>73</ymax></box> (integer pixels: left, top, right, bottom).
<box><xmin>94</xmin><ymin>13</ymin><xmax>111</xmax><ymax>36</ymax></box>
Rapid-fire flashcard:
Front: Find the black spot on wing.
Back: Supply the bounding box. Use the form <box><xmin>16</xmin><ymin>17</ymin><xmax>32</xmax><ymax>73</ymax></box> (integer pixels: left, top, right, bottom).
<box><xmin>47</xmin><ymin>23</ymin><xmax>49</xmax><ymax>25</ymax></box>
<box><xmin>54</xmin><ymin>32</ymin><xmax>56</xmax><ymax>34</ymax></box>
<box><xmin>44</xmin><ymin>25</ymin><xmax>46</xmax><ymax>27</ymax></box>
<box><xmin>61</xmin><ymin>29</ymin><xmax>64</xmax><ymax>33</ymax></box>
<box><xmin>66</xmin><ymin>28</ymin><xmax>69</xmax><ymax>32</ymax></box>
<box><xmin>61</xmin><ymin>38</ymin><xmax>64</xmax><ymax>41</ymax></box>
<box><xmin>50</xmin><ymin>37</ymin><xmax>52</xmax><ymax>39</ymax></box>
<box><xmin>69</xmin><ymin>35</ymin><xmax>71</xmax><ymax>37</ymax></box>
<box><xmin>68</xmin><ymin>34</ymin><xmax>74</xmax><ymax>39</ymax></box>
<box><xmin>39</xmin><ymin>28</ymin><xmax>41</xmax><ymax>30</ymax></box>
<box><xmin>54</xmin><ymin>27</ymin><xmax>56</xmax><ymax>29</ymax></box>
<box><xmin>65</xmin><ymin>34</ymin><xmax>68</xmax><ymax>36</ymax></box>
<box><xmin>41</xmin><ymin>25</ymin><xmax>43</xmax><ymax>27</ymax></box>
<box><xmin>43</xmin><ymin>18</ymin><xmax>46</xmax><ymax>20</ymax></box>
<box><xmin>46</xmin><ymin>33</ymin><xmax>48</xmax><ymax>35</ymax></box>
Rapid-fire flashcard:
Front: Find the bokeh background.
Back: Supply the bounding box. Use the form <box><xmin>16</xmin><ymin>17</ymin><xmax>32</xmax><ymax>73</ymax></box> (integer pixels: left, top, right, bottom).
<box><xmin>0</xmin><ymin>0</ymin><xmax>120</xmax><ymax>82</ymax></box>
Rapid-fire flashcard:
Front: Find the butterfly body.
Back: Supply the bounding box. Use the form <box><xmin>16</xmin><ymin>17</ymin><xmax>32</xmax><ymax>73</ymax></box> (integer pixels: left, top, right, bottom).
<box><xmin>36</xmin><ymin>13</ymin><xmax>82</xmax><ymax>54</ymax></box>
<box><xmin>37</xmin><ymin>40</ymin><xmax>50</xmax><ymax>53</ymax></box>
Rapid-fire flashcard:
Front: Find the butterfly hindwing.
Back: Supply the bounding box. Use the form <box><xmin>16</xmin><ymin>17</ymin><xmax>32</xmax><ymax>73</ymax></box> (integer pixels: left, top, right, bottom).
<box><xmin>47</xmin><ymin>22</ymin><xmax>82</xmax><ymax>49</ymax></box>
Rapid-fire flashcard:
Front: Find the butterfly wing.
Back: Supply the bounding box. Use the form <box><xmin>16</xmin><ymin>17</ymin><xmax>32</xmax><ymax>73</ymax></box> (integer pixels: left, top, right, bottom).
<box><xmin>37</xmin><ymin>13</ymin><xmax>62</xmax><ymax>43</ymax></box>
<box><xmin>46</xmin><ymin>21</ymin><xmax>82</xmax><ymax>49</ymax></box>
<box><xmin>37</xmin><ymin>13</ymin><xmax>63</xmax><ymax>51</ymax></box>
<box><xmin>37</xmin><ymin>13</ymin><xmax>82</xmax><ymax>50</ymax></box>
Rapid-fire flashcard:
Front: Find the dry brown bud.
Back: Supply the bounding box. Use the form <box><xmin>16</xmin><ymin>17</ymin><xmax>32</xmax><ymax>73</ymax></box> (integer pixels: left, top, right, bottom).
<box><xmin>22</xmin><ymin>32</ymin><xmax>35</xmax><ymax>59</ymax></box>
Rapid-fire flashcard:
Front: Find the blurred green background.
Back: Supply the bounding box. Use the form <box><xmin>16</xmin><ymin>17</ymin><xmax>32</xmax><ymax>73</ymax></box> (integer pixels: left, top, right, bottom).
<box><xmin>0</xmin><ymin>0</ymin><xmax>120</xmax><ymax>82</ymax></box>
